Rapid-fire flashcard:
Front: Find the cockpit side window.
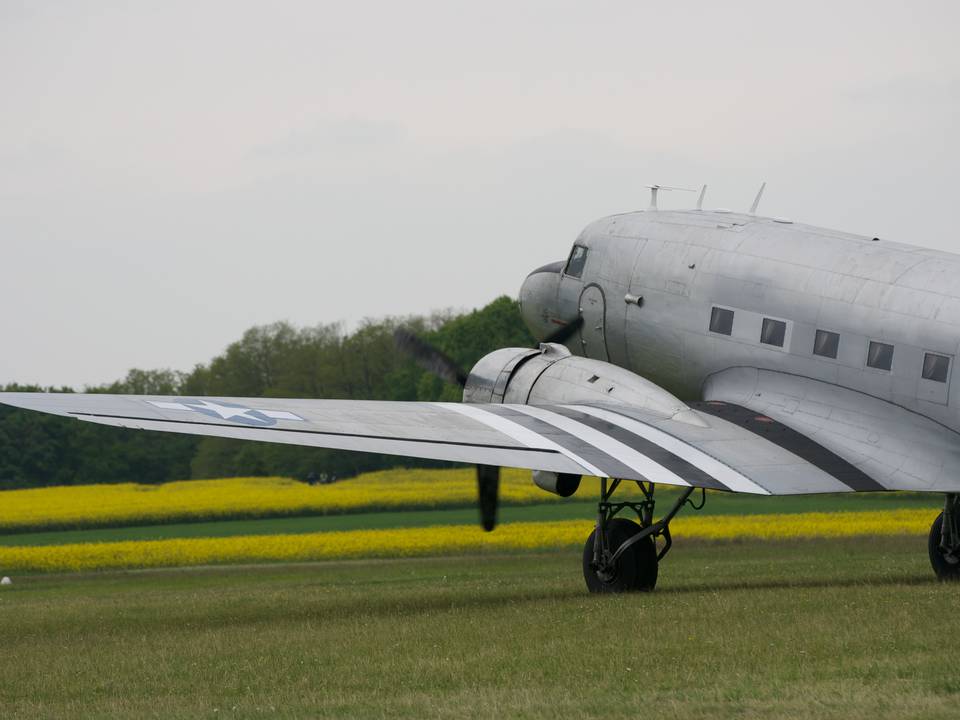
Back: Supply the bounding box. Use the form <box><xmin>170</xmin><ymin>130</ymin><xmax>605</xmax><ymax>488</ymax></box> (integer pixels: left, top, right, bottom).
<box><xmin>565</xmin><ymin>245</ymin><xmax>588</xmax><ymax>278</ymax></box>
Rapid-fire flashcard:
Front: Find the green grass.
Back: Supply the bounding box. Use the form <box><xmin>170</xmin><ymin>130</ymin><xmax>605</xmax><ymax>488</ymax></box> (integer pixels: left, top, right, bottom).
<box><xmin>0</xmin><ymin>491</ymin><xmax>943</xmax><ymax>547</ymax></box>
<box><xmin>1</xmin><ymin>536</ymin><xmax>958</xmax><ymax>719</ymax></box>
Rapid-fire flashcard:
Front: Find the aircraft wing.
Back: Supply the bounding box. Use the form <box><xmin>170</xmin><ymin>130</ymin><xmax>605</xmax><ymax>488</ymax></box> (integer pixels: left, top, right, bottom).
<box><xmin>6</xmin><ymin>387</ymin><xmax>949</xmax><ymax>496</ymax></box>
<box><xmin>703</xmin><ymin>367</ymin><xmax>960</xmax><ymax>494</ymax></box>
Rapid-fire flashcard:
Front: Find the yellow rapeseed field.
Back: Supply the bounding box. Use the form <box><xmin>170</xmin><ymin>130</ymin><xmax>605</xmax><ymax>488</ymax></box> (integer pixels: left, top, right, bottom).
<box><xmin>0</xmin><ymin>509</ymin><xmax>935</xmax><ymax>572</ymax></box>
<box><xmin>1</xmin><ymin>469</ymin><xmax>624</xmax><ymax>531</ymax></box>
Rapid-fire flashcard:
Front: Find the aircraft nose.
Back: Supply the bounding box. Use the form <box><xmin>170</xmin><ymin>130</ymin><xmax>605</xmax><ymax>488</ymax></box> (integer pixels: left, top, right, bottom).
<box><xmin>519</xmin><ymin>261</ymin><xmax>564</xmax><ymax>342</ymax></box>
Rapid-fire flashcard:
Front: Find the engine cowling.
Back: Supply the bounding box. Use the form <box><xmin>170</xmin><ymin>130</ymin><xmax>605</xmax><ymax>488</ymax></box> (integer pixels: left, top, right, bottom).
<box><xmin>463</xmin><ymin>343</ymin><xmax>704</xmax><ymax>425</ymax></box>
<box><xmin>462</xmin><ymin>343</ymin><xmax>706</xmax><ymax>497</ymax></box>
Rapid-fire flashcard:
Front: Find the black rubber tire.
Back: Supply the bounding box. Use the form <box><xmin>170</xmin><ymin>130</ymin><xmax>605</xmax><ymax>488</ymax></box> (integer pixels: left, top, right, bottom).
<box><xmin>928</xmin><ymin>512</ymin><xmax>960</xmax><ymax>581</ymax></box>
<box><xmin>582</xmin><ymin>517</ymin><xmax>658</xmax><ymax>593</ymax></box>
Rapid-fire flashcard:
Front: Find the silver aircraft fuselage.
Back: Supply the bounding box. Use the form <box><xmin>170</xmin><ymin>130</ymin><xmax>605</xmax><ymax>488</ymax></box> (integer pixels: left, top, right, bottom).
<box><xmin>519</xmin><ymin>209</ymin><xmax>960</xmax><ymax>433</ymax></box>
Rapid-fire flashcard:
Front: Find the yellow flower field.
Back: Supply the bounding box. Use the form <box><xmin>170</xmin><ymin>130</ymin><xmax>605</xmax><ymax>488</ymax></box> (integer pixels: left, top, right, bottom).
<box><xmin>1</xmin><ymin>469</ymin><xmax>615</xmax><ymax>531</ymax></box>
<box><xmin>0</xmin><ymin>509</ymin><xmax>936</xmax><ymax>572</ymax></box>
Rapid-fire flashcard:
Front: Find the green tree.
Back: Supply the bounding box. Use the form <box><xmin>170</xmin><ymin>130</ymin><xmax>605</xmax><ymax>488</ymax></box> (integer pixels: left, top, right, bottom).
<box><xmin>0</xmin><ymin>295</ymin><xmax>534</xmax><ymax>487</ymax></box>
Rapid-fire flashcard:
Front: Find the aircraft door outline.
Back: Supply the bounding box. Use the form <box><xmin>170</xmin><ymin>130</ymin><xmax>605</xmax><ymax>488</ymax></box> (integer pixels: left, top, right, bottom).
<box><xmin>578</xmin><ymin>283</ymin><xmax>609</xmax><ymax>362</ymax></box>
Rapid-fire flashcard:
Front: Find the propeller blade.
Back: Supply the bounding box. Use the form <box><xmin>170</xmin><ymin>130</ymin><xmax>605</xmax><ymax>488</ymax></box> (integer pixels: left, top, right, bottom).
<box><xmin>542</xmin><ymin>315</ymin><xmax>584</xmax><ymax>345</ymax></box>
<box><xmin>476</xmin><ymin>464</ymin><xmax>500</xmax><ymax>532</ymax></box>
<box><xmin>394</xmin><ymin>328</ymin><xmax>498</xmax><ymax>531</ymax></box>
<box><xmin>393</xmin><ymin>328</ymin><xmax>469</xmax><ymax>388</ymax></box>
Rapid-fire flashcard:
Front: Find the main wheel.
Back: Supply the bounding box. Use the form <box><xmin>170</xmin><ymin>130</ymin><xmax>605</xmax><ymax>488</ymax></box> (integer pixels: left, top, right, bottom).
<box><xmin>582</xmin><ymin>517</ymin><xmax>658</xmax><ymax>593</ymax></box>
<box><xmin>928</xmin><ymin>512</ymin><xmax>960</xmax><ymax>581</ymax></box>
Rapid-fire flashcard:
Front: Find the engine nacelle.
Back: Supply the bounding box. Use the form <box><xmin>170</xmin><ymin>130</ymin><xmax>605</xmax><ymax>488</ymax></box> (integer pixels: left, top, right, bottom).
<box><xmin>532</xmin><ymin>470</ymin><xmax>582</xmax><ymax>497</ymax></box>
<box><xmin>463</xmin><ymin>343</ymin><xmax>705</xmax><ymax>426</ymax></box>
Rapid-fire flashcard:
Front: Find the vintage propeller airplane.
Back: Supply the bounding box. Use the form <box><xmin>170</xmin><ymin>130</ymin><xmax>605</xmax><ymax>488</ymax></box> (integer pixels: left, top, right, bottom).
<box><xmin>3</xmin><ymin>184</ymin><xmax>960</xmax><ymax>592</ymax></box>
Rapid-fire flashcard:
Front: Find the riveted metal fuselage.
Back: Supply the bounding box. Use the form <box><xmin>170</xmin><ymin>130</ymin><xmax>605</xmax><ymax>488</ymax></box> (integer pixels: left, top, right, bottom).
<box><xmin>519</xmin><ymin>209</ymin><xmax>960</xmax><ymax>434</ymax></box>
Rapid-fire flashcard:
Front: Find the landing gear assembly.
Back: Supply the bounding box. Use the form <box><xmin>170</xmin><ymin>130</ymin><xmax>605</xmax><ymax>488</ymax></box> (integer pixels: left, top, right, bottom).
<box><xmin>583</xmin><ymin>479</ymin><xmax>703</xmax><ymax>593</ymax></box>
<box><xmin>929</xmin><ymin>493</ymin><xmax>960</xmax><ymax>581</ymax></box>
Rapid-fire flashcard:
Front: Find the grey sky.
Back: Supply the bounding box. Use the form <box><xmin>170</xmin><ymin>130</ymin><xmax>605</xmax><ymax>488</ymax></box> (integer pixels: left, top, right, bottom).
<box><xmin>2</xmin><ymin>0</ymin><xmax>959</xmax><ymax>388</ymax></box>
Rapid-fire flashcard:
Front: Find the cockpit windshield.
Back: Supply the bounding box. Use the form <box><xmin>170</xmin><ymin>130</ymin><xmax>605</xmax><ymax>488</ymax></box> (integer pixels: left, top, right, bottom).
<box><xmin>564</xmin><ymin>244</ymin><xmax>588</xmax><ymax>278</ymax></box>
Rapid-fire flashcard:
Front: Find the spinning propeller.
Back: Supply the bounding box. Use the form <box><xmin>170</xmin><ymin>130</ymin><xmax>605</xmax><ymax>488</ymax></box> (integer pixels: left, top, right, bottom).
<box><xmin>394</xmin><ymin>316</ymin><xmax>583</xmax><ymax>531</ymax></box>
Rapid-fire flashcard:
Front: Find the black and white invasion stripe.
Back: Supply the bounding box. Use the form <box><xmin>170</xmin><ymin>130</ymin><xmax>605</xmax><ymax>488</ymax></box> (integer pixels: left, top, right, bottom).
<box><xmin>444</xmin><ymin>401</ymin><xmax>770</xmax><ymax>494</ymax></box>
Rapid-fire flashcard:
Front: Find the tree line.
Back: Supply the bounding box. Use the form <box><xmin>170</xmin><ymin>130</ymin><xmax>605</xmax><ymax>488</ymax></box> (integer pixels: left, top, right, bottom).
<box><xmin>0</xmin><ymin>296</ymin><xmax>534</xmax><ymax>489</ymax></box>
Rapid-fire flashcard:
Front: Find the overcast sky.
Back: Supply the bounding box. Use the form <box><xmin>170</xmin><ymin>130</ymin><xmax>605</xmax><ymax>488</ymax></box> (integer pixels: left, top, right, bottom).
<box><xmin>2</xmin><ymin>0</ymin><xmax>959</xmax><ymax>388</ymax></box>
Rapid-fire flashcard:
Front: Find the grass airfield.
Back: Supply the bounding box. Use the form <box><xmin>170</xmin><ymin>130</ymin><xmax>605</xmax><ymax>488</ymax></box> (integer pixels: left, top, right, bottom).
<box><xmin>2</xmin><ymin>536</ymin><xmax>959</xmax><ymax>719</ymax></box>
<box><xmin>0</xmin><ymin>473</ymin><xmax>954</xmax><ymax>717</ymax></box>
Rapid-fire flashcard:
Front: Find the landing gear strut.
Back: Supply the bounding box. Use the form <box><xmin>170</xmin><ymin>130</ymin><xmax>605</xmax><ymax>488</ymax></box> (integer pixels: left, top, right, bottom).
<box><xmin>929</xmin><ymin>493</ymin><xmax>960</xmax><ymax>581</ymax></box>
<box><xmin>582</xmin><ymin>479</ymin><xmax>702</xmax><ymax>593</ymax></box>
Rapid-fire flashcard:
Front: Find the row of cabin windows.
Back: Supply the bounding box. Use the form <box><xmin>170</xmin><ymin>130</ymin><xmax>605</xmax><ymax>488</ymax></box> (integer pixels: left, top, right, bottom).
<box><xmin>709</xmin><ymin>306</ymin><xmax>951</xmax><ymax>383</ymax></box>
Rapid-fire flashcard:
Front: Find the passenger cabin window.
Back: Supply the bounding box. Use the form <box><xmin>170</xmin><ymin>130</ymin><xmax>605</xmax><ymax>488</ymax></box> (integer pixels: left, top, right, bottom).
<box><xmin>923</xmin><ymin>353</ymin><xmax>951</xmax><ymax>383</ymax></box>
<box><xmin>709</xmin><ymin>307</ymin><xmax>734</xmax><ymax>336</ymax></box>
<box><xmin>564</xmin><ymin>245</ymin><xmax>588</xmax><ymax>278</ymax></box>
<box><xmin>813</xmin><ymin>330</ymin><xmax>840</xmax><ymax>359</ymax></box>
<box><xmin>867</xmin><ymin>341</ymin><xmax>894</xmax><ymax>371</ymax></box>
<box><xmin>760</xmin><ymin>318</ymin><xmax>786</xmax><ymax>347</ymax></box>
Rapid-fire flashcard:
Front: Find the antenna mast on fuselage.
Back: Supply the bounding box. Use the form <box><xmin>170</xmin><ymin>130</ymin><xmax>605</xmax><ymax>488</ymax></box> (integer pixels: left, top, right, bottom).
<box><xmin>749</xmin><ymin>182</ymin><xmax>767</xmax><ymax>214</ymax></box>
<box><xmin>645</xmin><ymin>184</ymin><xmax>697</xmax><ymax>210</ymax></box>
